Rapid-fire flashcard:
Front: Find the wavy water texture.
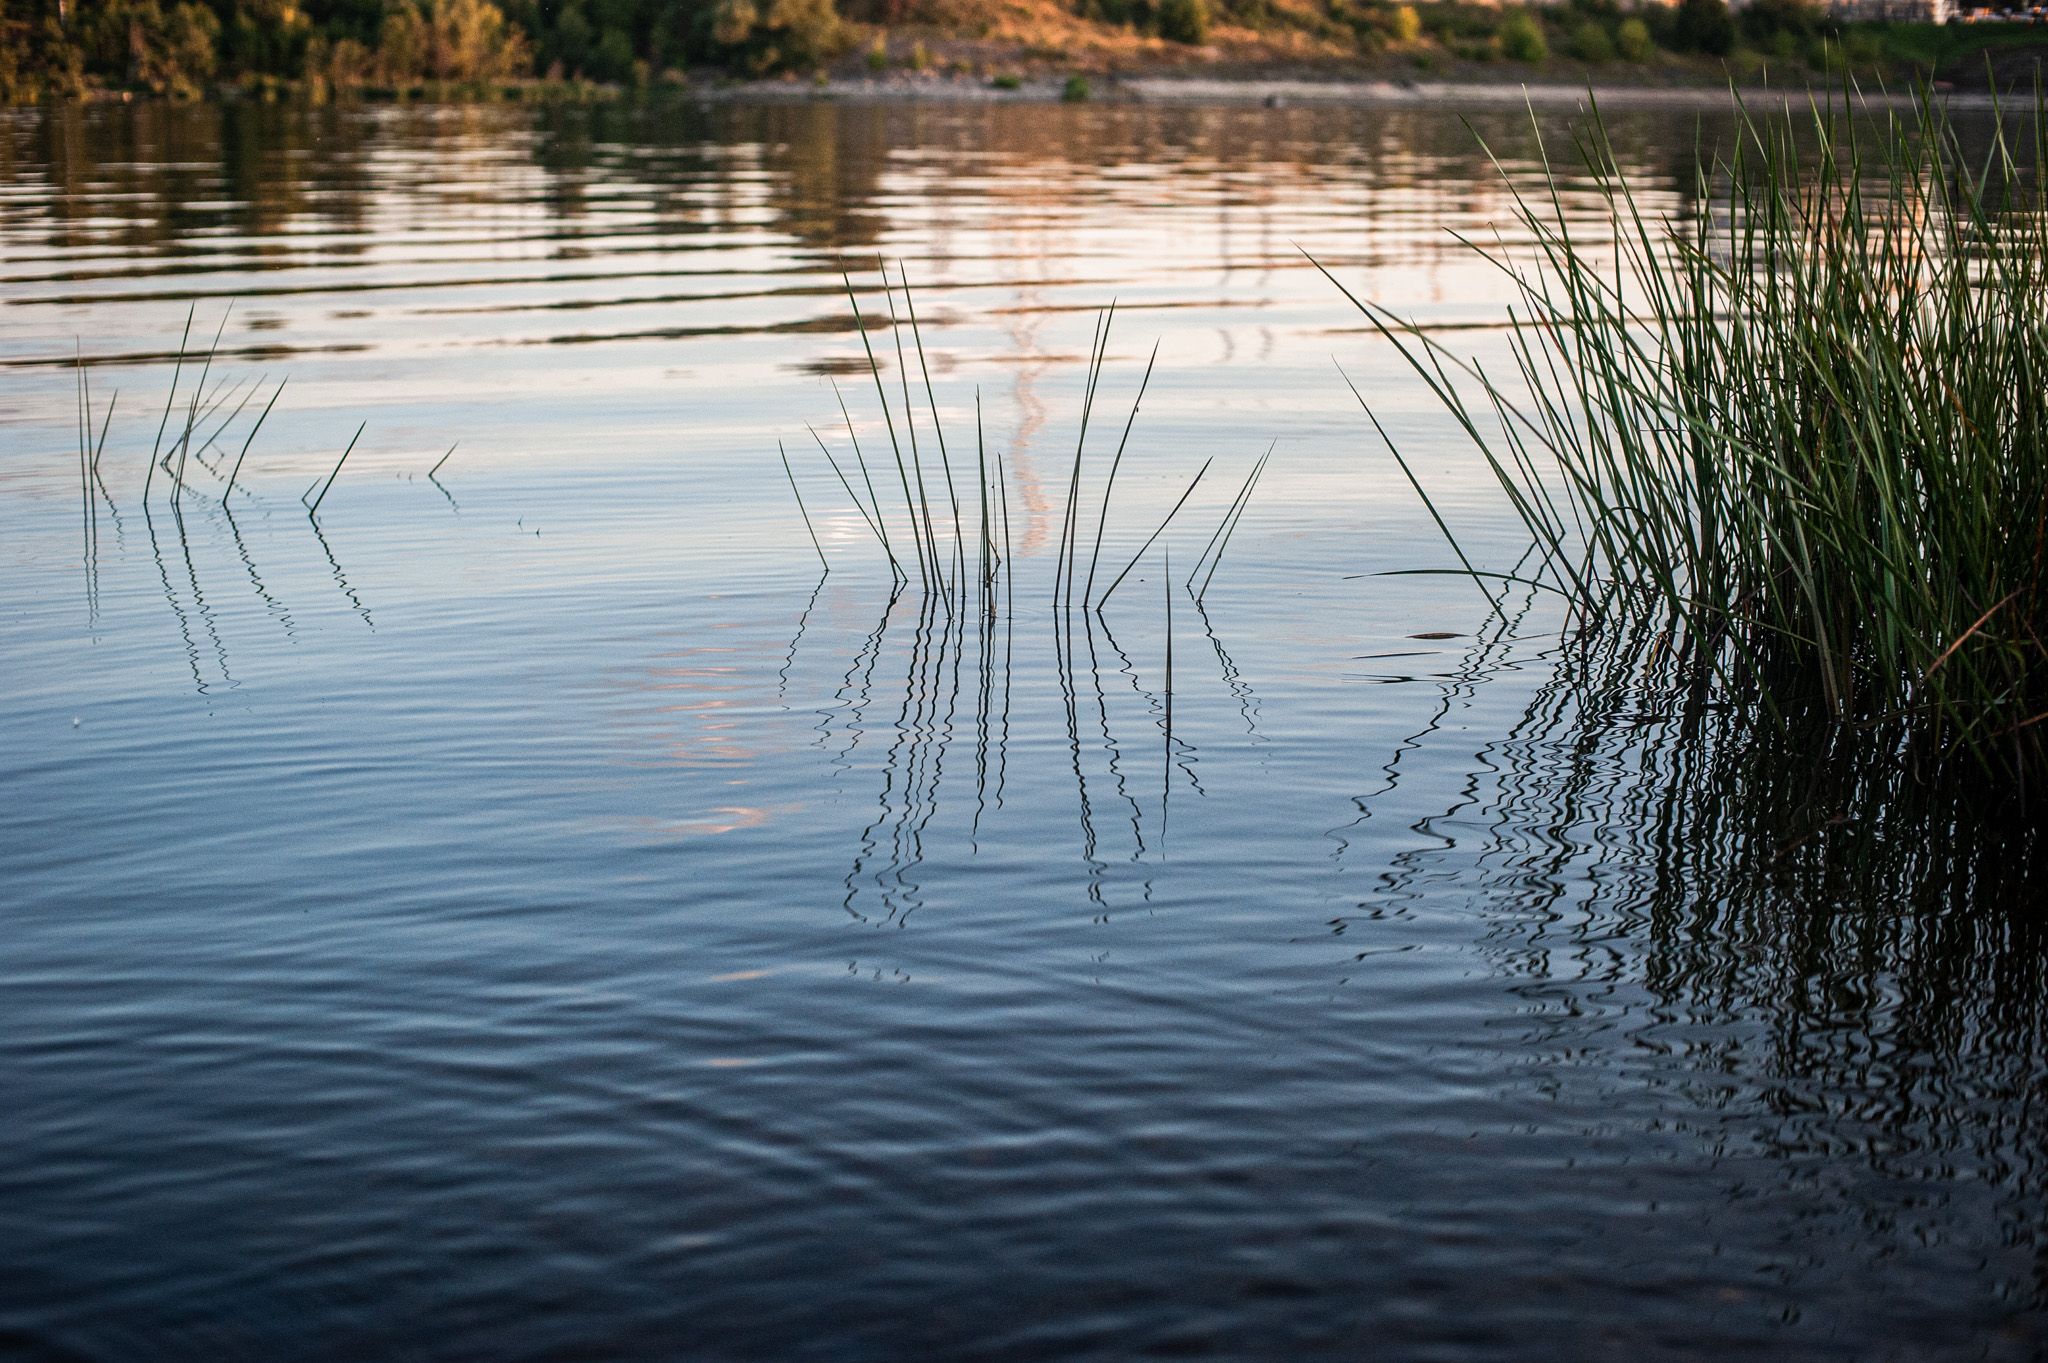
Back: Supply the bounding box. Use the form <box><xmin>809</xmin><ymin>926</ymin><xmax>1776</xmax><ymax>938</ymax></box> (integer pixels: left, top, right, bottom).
<box><xmin>3</xmin><ymin>99</ymin><xmax>2043</xmax><ymax>1363</ymax></box>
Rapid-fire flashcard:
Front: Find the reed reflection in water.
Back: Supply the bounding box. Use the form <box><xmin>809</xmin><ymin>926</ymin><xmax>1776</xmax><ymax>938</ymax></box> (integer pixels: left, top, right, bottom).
<box><xmin>1331</xmin><ymin>606</ymin><xmax>2048</xmax><ymax>1328</ymax></box>
<box><xmin>799</xmin><ymin>575</ymin><xmax>1266</xmax><ymax>927</ymax></box>
<box><xmin>742</xmin><ymin>539</ymin><xmax>2048</xmax><ymax>1355</ymax></box>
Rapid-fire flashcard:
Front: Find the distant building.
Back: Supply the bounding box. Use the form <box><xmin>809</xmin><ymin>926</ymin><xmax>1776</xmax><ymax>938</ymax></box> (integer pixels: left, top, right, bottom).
<box><xmin>1824</xmin><ymin>0</ymin><xmax>1955</xmax><ymax>19</ymax></box>
<box><xmin>1725</xmin><ymin>0</ymin><xmax>1960</xmax><ymax>19</ymax></box>
<box><xmin>1946</xmin><ymin>1</ymin><xmax>2042</xmax><ymax>18</ymax></box>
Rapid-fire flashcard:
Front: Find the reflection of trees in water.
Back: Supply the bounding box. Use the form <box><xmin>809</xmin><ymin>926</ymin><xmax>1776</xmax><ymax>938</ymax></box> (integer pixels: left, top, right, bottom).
<box><xmin>23</xmin><ymin>100</ymin><xmax>2025</xmax><ymax>310</ymax></box>
<box><xmin>753</xmin><ymin>103</ymin><xmax>893</xmax><ymax>251</ymax></box>
<box><xmin>11</xmin><ymin>97</ymin><xmax>1709</xmax><ymax>264</ymax></box>
<box><xmin>6</xmin><ymin>97</ymin><xmax>1750</xmax><ymax>384</ymax></box>
<box><xmin>1368</xmin><ymin>616</ymin><xmax>2048</xmax><ymax>1304</ymax></box>
<box><xmin>23</xmin><ymin>100</ymin><xmax>383</xmax><ymax>248</ymax></box>
<box><xmin>522</xmin><ymin>100</ymin><xmax>893</xmax><ymax>249</ymax></box>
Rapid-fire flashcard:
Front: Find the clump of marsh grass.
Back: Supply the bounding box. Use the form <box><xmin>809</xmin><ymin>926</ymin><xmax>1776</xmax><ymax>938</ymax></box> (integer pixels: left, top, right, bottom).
<box><xmin>1333</xmin><ymin>87</ymin><xmax>2048</xmax><ymax>783</ymax></box>
<box><xmin>776</xmin><ymin>277</ymin><xmax>1281</xmax><ymax>867</ymax></box>
<box><xmin>786</xmin><ymin>267</ymin><xmax>1264</xmax><ymax>616</ymax></box>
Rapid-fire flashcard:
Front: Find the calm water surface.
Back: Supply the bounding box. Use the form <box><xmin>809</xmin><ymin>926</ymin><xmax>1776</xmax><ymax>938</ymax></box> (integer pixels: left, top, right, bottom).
<box><xmin>2</xmin><ymin>99</ymin><xmax>2044</xmax><ymax>1361</ymax></box>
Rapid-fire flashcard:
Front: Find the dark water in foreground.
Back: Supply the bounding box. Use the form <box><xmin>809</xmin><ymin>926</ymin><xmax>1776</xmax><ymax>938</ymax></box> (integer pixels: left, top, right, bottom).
<box><xmin>2</xmin><ymin>99</ymin><xmax>2044</xmax><ymax>1361</ymax></box>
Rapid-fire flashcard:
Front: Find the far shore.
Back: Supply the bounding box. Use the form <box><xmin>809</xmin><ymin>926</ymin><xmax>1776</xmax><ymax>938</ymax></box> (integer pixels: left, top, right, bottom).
<box><xmin>35</xmin><ymin>68</ymin><xmax>1999</xmax><ymax>110</ymax></box>
<box><xmin>689</xmin><ymin>71</ymin><xmax>1979</xmax><ymax>108</ymax></box>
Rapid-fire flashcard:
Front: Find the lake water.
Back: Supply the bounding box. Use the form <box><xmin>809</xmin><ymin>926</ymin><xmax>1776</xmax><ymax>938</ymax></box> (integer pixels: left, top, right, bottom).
<box><xmin>3</xmin><ymin>97</ymin><xmax>2044</xmax><ymax>1362</ymax></box>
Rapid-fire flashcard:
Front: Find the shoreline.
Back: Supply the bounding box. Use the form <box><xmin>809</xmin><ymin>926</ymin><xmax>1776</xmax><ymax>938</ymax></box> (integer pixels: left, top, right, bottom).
<box><xmin>23</xmin><ymin>71</ymin><xmax>1993</xmax><ymax>110</ymax></box>
<box><xmin>689</xmin><ymin>73</ymin><xmax>1962</xmax><ymax>108</ymax></box>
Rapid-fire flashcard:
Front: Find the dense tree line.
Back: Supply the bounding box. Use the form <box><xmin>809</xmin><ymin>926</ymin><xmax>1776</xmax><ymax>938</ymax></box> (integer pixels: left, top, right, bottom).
<box><xmin>0</xmin><ymin>0</ymin><xmax>1917</xmax><ymax>101</ymax></box>
<box><xmin>0</xmin><ymin>0</ymin><xmax>845</xmax><ymax>96</ymax></box>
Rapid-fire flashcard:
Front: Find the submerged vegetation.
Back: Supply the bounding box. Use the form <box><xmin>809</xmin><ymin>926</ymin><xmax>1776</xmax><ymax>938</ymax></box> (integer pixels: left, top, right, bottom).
<box><xmin>1340</xmin><ymin>89</ymin><xmax>2048</xmax><ymax>785</ymax></box>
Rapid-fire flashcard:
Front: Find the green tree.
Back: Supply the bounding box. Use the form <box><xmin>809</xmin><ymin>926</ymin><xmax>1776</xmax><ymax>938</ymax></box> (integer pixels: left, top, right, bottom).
<box><xmin>376</xmin><ymin>0</ymin><xmax>529</xmax><ymax>80</ymax></box>
<box><xmin>1499</xmin><ymin>8</ymin><xmax>1546</xmax><ymax>61</ymax></box>
<box><xmin>1615</xmin><ymin>15</ymin><xmax>1649</xmax><ymax>59</ymax></box>
<box><xmin>84</xmin><ymin>0</ymin><xmax>219</xmax><ymax>94</ymax></box>
<box><xmin>1673</xmin><ymin>0</ymin><xmax>1731</xmax><ymax>55</ymax></box>
<box><xmin>1156</xmin><ymin>0</ymin><xmax>1206</xmax><ymax>44</ymax></box>
<box><xmin>700</xmin><ymin>0</ymin><xmax>841</xmax><ymax>71</ymax></box>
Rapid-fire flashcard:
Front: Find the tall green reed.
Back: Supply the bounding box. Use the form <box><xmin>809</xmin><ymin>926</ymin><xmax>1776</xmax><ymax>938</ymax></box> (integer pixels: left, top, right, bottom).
<box><xmin>790</xmin><ymin>268</ymin><xmax>1262</xmax><ymax>615</ymax></box>
<box><xmin>1331</xmin><ymin>88</ymin><xmax>2048</xmax><ymax>782</ymax></box>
